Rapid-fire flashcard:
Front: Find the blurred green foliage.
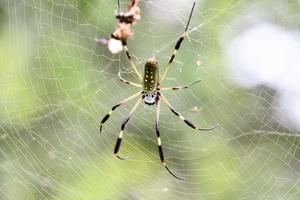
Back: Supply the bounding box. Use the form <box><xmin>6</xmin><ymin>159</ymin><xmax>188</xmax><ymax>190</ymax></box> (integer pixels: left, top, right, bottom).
<box><xmin>0</xmin><ymin>0</ymin><xmax>300</xmax><ymax>199</ymax></box>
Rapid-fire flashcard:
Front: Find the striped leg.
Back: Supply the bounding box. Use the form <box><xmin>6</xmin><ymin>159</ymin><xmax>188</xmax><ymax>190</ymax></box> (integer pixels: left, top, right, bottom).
<box><xmin>156</xmin><ymin>98</ymin><xmax>183</xmax><ymax>180</ymax></box>
<box><xmin>118</xmin><ymin>72</ymin><xmax>142</xmax><ymax>88</ymax></box>
<box><xmin>114</xmin><ymin>97</ymin><xmax>142</xmax><ymax>159</ymax></box>
<box><xmin>160</xmin><ymin>94</ymin><xmax>219</xmax><ymax>131</ymax></box>
<box><xmin>160</xmin><ymin>1</ymin><xmax>196</xmax><ymax>82</ymax></box>
<box><xmin>122</xmin><ymin>40</ymin><xmax>142</xmax><ymax>80</ymax></box>
<box><xmin>100</xmin><ymin>91</ymin><xmax>142</xmax><ymax>133</ymax></box>
<box><xmin>160</xmin><ymin>79</ymin><xmax>201</xmax><ymax>91</ymax></box>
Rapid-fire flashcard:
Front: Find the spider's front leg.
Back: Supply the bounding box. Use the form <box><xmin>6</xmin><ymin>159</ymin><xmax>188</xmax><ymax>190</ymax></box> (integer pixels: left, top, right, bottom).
<box><xmin>155</xmin><ymin>96</ymin><xmax>183</xmax><ymax>180</ymax></box>
<box><xmin>100</xmin><ymin>91</ymin><xmax>142</xmax><ymax>133</ymax></box>
<box><xmin>160</xmin><ymin>94</ymin><xmax>219</xmax><ymax>131</ymax></box>
<box><xmin>114</xmin><ymin>97</ymin><xmax>142</xmax><ymax>160</ymax></box>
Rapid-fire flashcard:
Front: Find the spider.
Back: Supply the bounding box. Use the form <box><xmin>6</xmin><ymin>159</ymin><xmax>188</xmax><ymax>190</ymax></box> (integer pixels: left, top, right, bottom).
<box><xmin>99</xmin><ymin>1</ymin><xmax>218</xmax><ymax>179</ymax></box>
<box><xmin>96</xmin><ymin>0</ymin><xmax>141</xmax><ymax>54</ymax></box>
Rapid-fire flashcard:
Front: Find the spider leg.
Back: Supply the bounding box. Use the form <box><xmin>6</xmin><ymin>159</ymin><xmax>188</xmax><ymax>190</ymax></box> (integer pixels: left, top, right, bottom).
<box><xmin>160</xmin><ymin>79</ymin><xmax>201</xmax><ymax>91</ymax></box>
<box><xmin>100</xmin><ymin>91</ymin><xmax>142</xmax><ymax>133</ymax></box>
<box><xmin>122</xmin><ymin>40</ymin><xmax>143</xmax><ymax>80</ymax></box>
<box><xmin>160</xmin><ymin>1</ymin><xmax>196</xmax><ymax>82</ymax></box>
<box><xmin>114</xmin><ymin>97</ymin><xmax>142</xmax><ymax>159</ymax></box>
<box><xmin>160</xmin><ymin>94</ymin><xmax>219</xmax><ymax>131</ymax></box>
<box><xmin>117</xmin><ymin>0</ymin><xmax>120</xmax><ymax>14</ymax></box>
<box><xmin>156</xmin><ymin>97</ymin><xmax>183</xmax><ymax>180</ymax></box>
<box><xmin>118</xmin><ymin>72</ymin><xmax>142</xmax><ymax>88</ymax></box>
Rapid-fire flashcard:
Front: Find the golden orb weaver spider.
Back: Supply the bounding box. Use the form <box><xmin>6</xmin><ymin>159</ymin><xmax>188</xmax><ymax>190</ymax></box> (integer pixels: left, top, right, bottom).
<box><xmin>100</xmin><ymin>1</ymin><xmax>218</xmax><ymax>179</ymax></box>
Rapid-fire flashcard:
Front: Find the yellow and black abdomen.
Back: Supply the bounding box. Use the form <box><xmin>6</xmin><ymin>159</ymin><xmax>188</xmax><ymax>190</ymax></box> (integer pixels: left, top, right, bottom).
<box><xmin>143</xmin><ymin>58</ymin><xmax>159</xmax><ymax>93</ymax></box>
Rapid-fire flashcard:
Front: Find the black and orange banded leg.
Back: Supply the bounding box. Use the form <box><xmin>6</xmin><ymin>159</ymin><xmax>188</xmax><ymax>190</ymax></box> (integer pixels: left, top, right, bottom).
<box><xmin>122</xmin><ymin>40</ymin><xmax>142</xmax><ymax>80</ymax></box>
<box><xmin>100</xmin><ymin>91</ymin><xmax>142</xmax><ymax>133</ymax></box>
<box><xmin>160</xmin><ymin>94</ymin><xmax>219</xmax><ymax>131</ymax></box>
<box><xmin>160</xmin><ymin>79</ymin><xmax>201</xmax><ymax>91</ymax></box>
<box><xmin>114</xmin><ymin>97</ymin><xmax>142</xmax><ymax>159</ymax></box>
<box><xmin>160</xmin><ymin>1</ymin><xmax>196</xmax><ymax>82</ymax></box>
<box><xmin>156</xmin><ymin>98</ymin><xmax>183</xmax><ymax>180</ymax></box>
<box><xmin>118</xmin><ymin>72</ymin><xmax>142</xmax><ymax>88</ymax></box>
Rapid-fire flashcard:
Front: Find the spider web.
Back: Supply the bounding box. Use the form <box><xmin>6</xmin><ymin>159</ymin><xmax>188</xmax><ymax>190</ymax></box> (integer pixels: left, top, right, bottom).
<box><xmin>1</xmin><ymin>0</ymin><xmax>300</xmax><ymax>199</ymax></box>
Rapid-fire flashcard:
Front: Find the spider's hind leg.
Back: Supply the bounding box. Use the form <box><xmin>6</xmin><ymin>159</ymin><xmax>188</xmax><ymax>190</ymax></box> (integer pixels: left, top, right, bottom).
<box><xmin>160</xmin><ymin>79</ymin><xmax>201</xmax><ymax>91</ymax></box>
<box><xmin>160</xmin><ymin>1</ymin><xmax>196</xmax><ymax>82</ymax></box>
<box><xmin>118</xmin><ymin>72</ymin><xmax>142</xmax><ymax>88</ymax></box>
<box><xmin>122</xmin><ymin>40</ymin><xmax>143</xmax><ymax>80</ymax></box>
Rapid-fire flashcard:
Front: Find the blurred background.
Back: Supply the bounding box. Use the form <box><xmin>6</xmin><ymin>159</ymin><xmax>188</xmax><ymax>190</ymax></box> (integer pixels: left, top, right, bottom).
<box><xmin>1</xmin><ymin>0</ymin><xmax>300</xmax><ymax>199</ymax></box>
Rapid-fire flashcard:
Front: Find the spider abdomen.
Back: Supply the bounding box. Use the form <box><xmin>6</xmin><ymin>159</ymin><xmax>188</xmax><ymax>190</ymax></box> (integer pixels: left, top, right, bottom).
<box><xmin>143</xmin><ymin>58</ymin><xmax>159</xmax><ymax>93</ymax></box>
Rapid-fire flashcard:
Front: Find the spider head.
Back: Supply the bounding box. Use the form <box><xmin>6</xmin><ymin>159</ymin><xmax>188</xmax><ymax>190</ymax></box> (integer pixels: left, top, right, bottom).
<box><xmin>143</xmin><ymin>91</ymin><xmax>158</xmax><ymax>105</ymax></box>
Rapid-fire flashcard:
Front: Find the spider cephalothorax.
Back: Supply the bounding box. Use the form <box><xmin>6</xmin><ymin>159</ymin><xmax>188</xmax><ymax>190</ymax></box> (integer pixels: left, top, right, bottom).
<box><xmin>143</xmin><ymin>91</ymin><xmax>159</xmax><ymax>105</ymax></box>
<box><xmin>100</xmin><ymin>1</ymin><xmax>219</xmax><ymax>179</ymax></box>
